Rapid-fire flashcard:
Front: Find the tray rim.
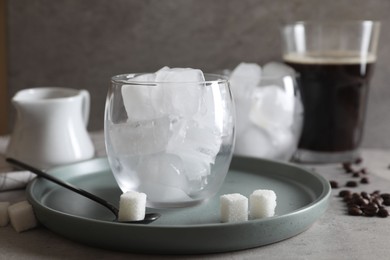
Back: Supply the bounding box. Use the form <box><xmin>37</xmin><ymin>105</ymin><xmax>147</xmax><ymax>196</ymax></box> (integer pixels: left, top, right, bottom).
<box><xmin>26</xmin><ymin>156</ymin><xmax>331</xmax><ymax>253</ymax></box>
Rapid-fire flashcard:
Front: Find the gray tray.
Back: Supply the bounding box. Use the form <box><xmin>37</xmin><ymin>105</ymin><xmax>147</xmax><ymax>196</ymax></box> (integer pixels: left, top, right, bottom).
<box><xmin>27</xmin><ymin>156</ymin><xmax>330</xmax><ymax>254</ymax></box>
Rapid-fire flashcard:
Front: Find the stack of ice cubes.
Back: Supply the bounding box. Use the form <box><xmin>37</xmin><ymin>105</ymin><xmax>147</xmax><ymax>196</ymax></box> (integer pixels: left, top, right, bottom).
<box><xmin>109</xmin><ymin>67</ymin><xmax>224</xmax><ymax>202</ymax></box>
<box><xmin>230</xmin><ymin>62</ymin><xmax>302</xmax><ymax>161</ymax></box>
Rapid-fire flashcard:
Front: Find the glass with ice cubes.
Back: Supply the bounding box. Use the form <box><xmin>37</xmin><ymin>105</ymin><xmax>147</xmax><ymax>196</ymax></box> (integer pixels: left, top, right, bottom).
<box><xmin>231</xmin><ymin>62</ymin><xmax>303</xmax><ymax>161</ymax></box>
<box><xmin>105</xmin><ymin>68</ymin><xmax>235</xmax><ymax>208</ymax></box>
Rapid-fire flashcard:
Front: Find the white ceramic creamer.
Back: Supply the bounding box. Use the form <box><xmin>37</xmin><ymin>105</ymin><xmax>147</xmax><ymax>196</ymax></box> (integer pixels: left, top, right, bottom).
<box><xmin>6</xmin><ymin>87</ymin><xmax>95</xmax><ymax>169</ymax></box>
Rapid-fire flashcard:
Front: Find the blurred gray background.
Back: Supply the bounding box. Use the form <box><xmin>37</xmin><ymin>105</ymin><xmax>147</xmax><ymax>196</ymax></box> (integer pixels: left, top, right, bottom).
<box><xmin>6</xmin><ymin>0</ymin><xmax>390</xmax><ymax>148</ymax></box>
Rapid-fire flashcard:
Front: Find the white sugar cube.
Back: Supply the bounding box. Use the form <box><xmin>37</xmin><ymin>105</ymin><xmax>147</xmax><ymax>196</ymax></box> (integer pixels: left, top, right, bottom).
<box><xmin>220</xmin><ymin>193</ymin><xmax>248</xmax><ymax>223</ymax></box>
<box><xmin>0</xmin><ymin>202</ymin><xmax>10</xmax><ymax>227</ymax></box>
<box><xmin>249</xmin><ymin>189</ymin><xmax>277</xmax><ymax>219</ymax></box>
<box><xmin>118</xmin><ymin>191</ymin><xmax>147</xmax><ymax>221</ymax></box>
<box><xmin>8</xmin><ymin>201</ymin><xmax>38</xmax><ymax>232</ymax></box>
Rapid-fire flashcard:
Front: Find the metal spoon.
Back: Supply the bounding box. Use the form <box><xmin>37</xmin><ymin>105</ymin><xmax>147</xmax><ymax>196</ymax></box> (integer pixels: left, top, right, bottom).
<box><xmin>6</xmin><ymin>157</ymin><xmax>160</xmax><ymax>224</ymax></box>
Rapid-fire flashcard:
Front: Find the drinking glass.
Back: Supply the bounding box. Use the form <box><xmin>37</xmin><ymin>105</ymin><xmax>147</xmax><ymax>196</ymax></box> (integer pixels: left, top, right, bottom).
<box><xmin>234</xmin><ymin>74</ymin><xmax>303</xmax><ymax>161</ymax></box>
<box><xmin>104</xmin><ymin>73</ymin><xmax>235</xmax><ymax>208</ymax></box>
<box><xmin>282</xmin><ymin>20</ymin><xmax>380</xmax><ymax>163</ymax></box>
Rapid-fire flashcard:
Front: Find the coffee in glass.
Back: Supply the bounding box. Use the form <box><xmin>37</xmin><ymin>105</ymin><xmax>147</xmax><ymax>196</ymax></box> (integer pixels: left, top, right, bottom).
<box><xmin>282</xmin><ymin>21</ymin><xmax>380</xmax><ymax>163</ymax></box>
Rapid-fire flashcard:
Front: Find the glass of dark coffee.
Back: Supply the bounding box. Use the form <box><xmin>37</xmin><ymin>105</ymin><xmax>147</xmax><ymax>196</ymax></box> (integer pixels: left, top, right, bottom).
<box><xmin>281</xmin><ymin>21</ymin><xmax>380</xmax><ymax>163</ymax></box>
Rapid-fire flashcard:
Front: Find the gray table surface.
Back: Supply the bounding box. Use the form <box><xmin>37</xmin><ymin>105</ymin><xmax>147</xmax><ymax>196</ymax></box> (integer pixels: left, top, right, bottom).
<box><xmin>1</xmin><ymin>132</ymin><xmax>390</xmax><ymax>260</ymax></box>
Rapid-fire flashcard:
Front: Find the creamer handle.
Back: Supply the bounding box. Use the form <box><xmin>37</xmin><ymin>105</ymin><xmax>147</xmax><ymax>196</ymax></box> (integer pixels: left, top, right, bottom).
<box><xmin>80</xmin><ymin>90</ymin><xmax>90</xmax><ymax>127</ymax></box>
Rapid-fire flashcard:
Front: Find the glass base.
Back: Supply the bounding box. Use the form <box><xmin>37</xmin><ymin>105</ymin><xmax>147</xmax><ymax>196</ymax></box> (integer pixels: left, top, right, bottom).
<box><xmin>146</xmin><ymin>198</ymin><xmax>205</xmax><ymax>209</ymax></box>
<box><xmin>292</xmin><ymin>148</ymin><xmax>361</xmax><ymax>164</ymax></box>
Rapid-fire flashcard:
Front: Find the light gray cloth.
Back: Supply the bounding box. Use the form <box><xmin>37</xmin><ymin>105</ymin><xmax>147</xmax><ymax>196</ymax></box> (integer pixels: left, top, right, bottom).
<box><xmin>0</xmin><ymin>131</ymin><xmax>106</xmax><ymax>191</ymax></box>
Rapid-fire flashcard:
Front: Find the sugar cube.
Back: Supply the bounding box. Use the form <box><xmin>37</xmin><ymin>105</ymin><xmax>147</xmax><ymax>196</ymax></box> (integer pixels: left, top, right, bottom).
<box><xmin>220</xmin><ymin>193</ymin><xmax>248</xmax><ymax>223</ymax></box>
<box><xmin>249</xmin><ymin>189</ymin><xmax>277</xmax><ymax>219</ymax></box>
<box><xmin>118</xmin><ymin>191</ymin><xmax>147</xmax><ymax>221</ymax></box>
<box><xmin>0</xmin><ymin>202</ymin><xmax>10</xmax><ymax>227</ymax></box>
<box><xmin>8</xmin><ymin>201</ymin><xmax>38</xmax><ymax>232</ymax></box>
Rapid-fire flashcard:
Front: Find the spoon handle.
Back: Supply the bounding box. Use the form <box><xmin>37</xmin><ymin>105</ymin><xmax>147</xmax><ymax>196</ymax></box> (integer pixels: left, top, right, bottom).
<box><xmin>6</xmin><ymin>158</ymin><xmax>119</xmax><ymax>217</ymax></box>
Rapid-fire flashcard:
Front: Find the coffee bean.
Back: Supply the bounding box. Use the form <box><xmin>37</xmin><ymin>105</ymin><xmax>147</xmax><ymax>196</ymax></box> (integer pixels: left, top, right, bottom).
<box><xmin>342</xmin><ymin>162</ymin><xmax>354</xmax><ymax>173</ymax></box>
<box><xmin>335</xmin><ymin>157</ymin><xmax>390</xmax><ymax>218</ymax></box>
<box><xmin>383</xmin><ymin>198</ymin><xmax>390</xmax><ymax>206</ymax></box>
<box><xmin>354</xmin><ymin>197</ymin><xmax>369</xmax><ymax>206</ymax></box>
<box><xmin>346</xmin><ymin>181</ymin><xmax>358</xmax><ymax>187</ymax></box>
<box><xmin>362</xmin><ymin>204</ymin><xmax>378</xmax><ymax>217</ymax></box>
<box><xmin>354</xmin><ymin>157</ymin><xmax>363</xmax><ymax>164</ymax></box>
<box><xmin>361</xmin><ymin>192</ymin><xmax>370</xmax><ymax>200</ymax></box>
<box><xmin>343</xmin><ymin>194</ymin><xmax>353</xmax><ymax>202</ymax></box>
<box><xmin>330</xmin><ymin>180</ymin><xmax>339</xmax><ymax>189</ymax></box>
<box><xmin>380</xmin><ymin>193</ymin><xmax>390</xmax><ymax>200</ymax></box>
<box><xmin>348</xmin><ymin>206</ymin><xmax>363</xmax><ymax>216</ymax></box>
<box><xmin>372</xmin><ymin>197</ymin><xmax>384</xmax><ymax>207</ymax></box>
<box><xmin>339</xmin><ymin>190</ymin><xmax>351</xmax><ymax>198</ymax></box>
<box><xmin>352</xmin><ymin>172</ymin><xmax>360</xmax><ymax>178</ymax></box>
<box><xmin>377</xmin><ymin>208</ymin><xmax>389</xmax><ymax>218</ymax></box>
<box><xmin>352</xmin><ymin>192</ymin><xmax>361</xmax><ymax>198</ymax></box>
<box><xmin>346</xmin><ymin>202</ymin><xmax>358</xmax><ymax>208</ymax></box>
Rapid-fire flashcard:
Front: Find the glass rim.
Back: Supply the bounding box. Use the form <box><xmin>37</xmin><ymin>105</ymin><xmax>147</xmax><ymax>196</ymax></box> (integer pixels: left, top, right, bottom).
<box><xmin>111</xmin><ymin>73</ymin><xmax>229</xmax><ymax>85</ymax></box>
<box><xmin>217</xmin><ymin>68</ymin><xmax>299</xmax><ymax>81</ymax></box>
<box><xmin>283</xmin><ymin>20</ymin><xmax>381</xmax><ymax>27</ymax></box>
<box><xmin>228</xmin><ymin>73</ymin><xmax>299</xmax><ymax>81</ymax></box>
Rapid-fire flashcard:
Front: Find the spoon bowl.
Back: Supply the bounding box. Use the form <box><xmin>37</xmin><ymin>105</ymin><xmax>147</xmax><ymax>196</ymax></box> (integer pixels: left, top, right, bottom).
<box><xmin>6</xmin><ymin>158</ymin><xmax>161</xmax><ymax>224</ymax></box>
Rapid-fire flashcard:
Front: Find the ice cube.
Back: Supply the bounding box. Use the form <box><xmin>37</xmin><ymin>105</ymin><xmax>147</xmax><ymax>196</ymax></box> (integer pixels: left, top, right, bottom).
<box><xmin>155</xmin><ymin>67</ymin><xmax>205</xmax><ymax>82</ymax></box>
<box><xmin>234</xmin><ymin>124</ymin><xmax>275</xmax><ymax>158</ymax></box>
<box><xmin>108</xmin><ymin>116</ymin><xmax>172</xmax><ymax>156</ymax></box>
<box><xmin>121</xmin><ymin>82</ymin><xmax>163</xmax><ymax>121</ymax></box>
<box><xmin>120</xmin><ymin>67</ymin><xmax>172</xmax><ymax>121</ymax></box>
<box><xmin>156</xmin><ymin>66</ymin><xmax>170</xmax><ymax>73</ymax></box>
<box><xmin>181</xmin><ymin>158</ymin><xmax>210</xmax><ymax>181</ymax></box>
<box><xmin>269</xmin><ymin>128</ymin><xmax>296</xmax><ymax>161</ymax></box>
<box><xmin>229</xmin><ymin>62</ymin><xmax>262</xmax><ymax>99</ymax></box>
<box><xmin>127</xmin><ymin>73</ymin><xmax>156</xmax><ymax>82</ymax></box>
<box><xmin>125</xmin><ymin>66</ymin><xmax>169</xmax><ymax>81</ymax></box>
<box><xmin>249</xmin><ymin>85</ymin><xmax>294</xmax><ymax>133</ymax></box>
<box><xmin>234</xmin><ymin>96</ymin><xmax>252</xmax><ymax>136</ymax></box>
<box><xmin>138</xmin><ymin>182</ymin><xmax>192</xmax><ymax>204</ymax></box>
<box><xmin>155</xmin><ymin>67</ymin><xmax>205</xmax><ymax>117</ymax></box>
<box><xmin>137</xmin><ymin>153</ymin><xmax>187</xmax><ymax>189</ymax></box>
<box><xmin>262</xmin><ymin>62</ymin><xmax>295</xmax><ymax>78</ymax></box>
<box><xmin>167</xmin><ymin>119</ymin><xmax>222</xmax><ymax>165</ymax></box>
<box><xmin>136</xmin><ymin>153</ymin><xmax>191</xmax><ymax>202</ymax></box>
<box><xmin>179</xmin><ymin>157</ymin><xmax>210</xmax><ymax>197</ymax></box>
<box><xmin>193</xmin><ymin>80</ymin><xmax>231</xmax><ymax>136</ymax></box>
